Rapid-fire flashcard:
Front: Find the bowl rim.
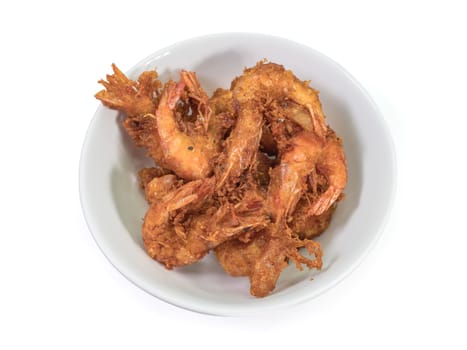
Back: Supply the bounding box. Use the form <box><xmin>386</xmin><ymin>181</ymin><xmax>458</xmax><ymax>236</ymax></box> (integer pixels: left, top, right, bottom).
<box><xmin>79</xmin><ymin>32</ymin><xmax>398</xmax><ymax>316</ymax></box>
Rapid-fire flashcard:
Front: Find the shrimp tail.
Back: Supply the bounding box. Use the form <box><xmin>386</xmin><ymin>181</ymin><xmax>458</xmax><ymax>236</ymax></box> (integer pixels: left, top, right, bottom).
<box><xmin>180</xmin><ymin>70</ymin><xmax>212</xmax><ymax>132</ymax></box>
<box><xmin>306</xmin><ymin>104</ymin><xmax>328</xmax><ymax>140</ymax></box>
<box><xmin>95</xmin><ymin>63</ymin><xmax>160</xmax><ymax>116</ymax></box>
<box><xmin>307</xmin><ymin>186</ymin><xmax>342</xmax><ymax>216</ymax></box>
<box><xmin>167</xmin><ymin>80</ymin><xmax>186</xmax><ymax>109</ymax></box>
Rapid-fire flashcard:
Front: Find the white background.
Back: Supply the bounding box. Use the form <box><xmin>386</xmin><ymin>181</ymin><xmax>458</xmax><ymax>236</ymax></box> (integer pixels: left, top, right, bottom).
<box><xmin>1</xmin><ymin>0</ymin><xmax>466</xmax><ymax>349</ymax></box>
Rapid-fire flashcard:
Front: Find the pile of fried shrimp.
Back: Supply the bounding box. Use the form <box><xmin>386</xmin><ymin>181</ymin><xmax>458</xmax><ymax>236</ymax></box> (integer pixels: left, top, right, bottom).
<box><xmin>95</xmin><ymin>60</ymin><xmax>347</xmax><ymax>297</ymax></box>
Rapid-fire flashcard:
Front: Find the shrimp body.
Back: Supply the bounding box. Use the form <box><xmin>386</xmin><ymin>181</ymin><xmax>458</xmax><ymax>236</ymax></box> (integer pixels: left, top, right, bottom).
<box><xmin>231</xmin><ymin>62</ymin><xmax>328</xmax><ymax>139</ymax></box>
<box><xmin>249</xmin><ymin>132</ymin><xmax>325</xmax><ymax>297</ymax></box>
<box><xmin>216</xmin><ymin>105</ymin><xmax>263</xmax><ymax>188</ymax></box>
<box><xmin>214</xmin><ymin>232</ymin><xmax>268</xmax><ymax>277</ymax></box>
<box><xmin>267</xmin><ymin>132</ymin><xmax>325</xmax><ymax>223</ymax></box>
<box><xmin>210</xmin><ymin>66</ymin><xmax>271</xmax><ymax>188</ymax></box>
<box><xmin>154</xmin><ymin>80</ymin><xmax>216</xmax><ymax>180</ymax></box>
<box><xmin>142</xmin><ymin>178</ymin><xmax>215</xmax><ymax>268</ymax></box>
<box><xmin>215</xmin><ymin>61</ymin><xmax>325</xmax><ymax>189</ymax></box>
<box><xmin>215</xmin><ymin>61</ymin><xmax>329</xmax><ymax>189</ymax></box>
<box><xmin>95</xmin><ymin>65</ymin><xmax>219</xmax><ymax>178</ymax></box>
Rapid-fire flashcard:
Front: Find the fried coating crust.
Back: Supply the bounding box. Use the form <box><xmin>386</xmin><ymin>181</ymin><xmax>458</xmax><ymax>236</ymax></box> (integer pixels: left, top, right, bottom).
<box><xmin>215</xmin><ymin>233</ymin><xmax>268</xmax><ymax>277</ymax></box>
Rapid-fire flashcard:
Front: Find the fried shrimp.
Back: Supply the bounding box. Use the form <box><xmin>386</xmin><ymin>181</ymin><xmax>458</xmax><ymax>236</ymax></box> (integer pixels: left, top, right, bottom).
<box><xmin>267</xmin><ymin>132</ymin><xmax>325</xmax><ymax>221</ymax></box>
<box><xmin>231</xmin><ymin>61</ymin><xmax>328</xmax><ymax>139</ymax></box>
<box><xmin>248</xmin><ymin>132</ymin><xmax>325</xmax><ymax>297</ymax></box>
<box><xmin>95</xmin><ymin>60</ymin><xmax>348</xmax><ymax>298</ymax></box>
<box><xmin>142</xmin><ymin>178</ymin><xmax>268</xmax><ymax>268</ymax></box>
<box><xmin>142</xmin><ymin>178</ymin><xmax>215</xmax><ymax>268</ymax></box>
<box><xmin>153</xmin><ymin>79</ymin><xmax>217</xmax><ymax>180</ymax></box>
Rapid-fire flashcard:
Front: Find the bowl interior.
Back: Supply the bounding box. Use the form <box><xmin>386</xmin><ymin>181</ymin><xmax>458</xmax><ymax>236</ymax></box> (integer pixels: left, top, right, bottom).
<box><xmin>80</xmin><ymin>33</ymin><xmax>396</xmax><ymax>315</ymax></box>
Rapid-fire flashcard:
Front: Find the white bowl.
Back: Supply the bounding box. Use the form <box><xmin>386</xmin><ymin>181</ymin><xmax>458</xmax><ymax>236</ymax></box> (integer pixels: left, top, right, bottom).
<box><xmin>79</xmin><ymin>33</ymin><xmax>396</xmax><ymax>315</ymax></box>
